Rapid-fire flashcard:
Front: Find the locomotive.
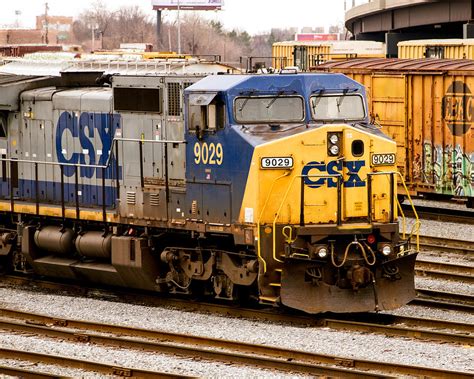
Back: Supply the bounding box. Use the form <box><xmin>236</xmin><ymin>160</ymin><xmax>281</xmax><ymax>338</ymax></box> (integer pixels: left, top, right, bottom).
<box><xmin>0</xmin><ymin>69</ymin><xmax>418</xmax><ymax>313</ymax></box>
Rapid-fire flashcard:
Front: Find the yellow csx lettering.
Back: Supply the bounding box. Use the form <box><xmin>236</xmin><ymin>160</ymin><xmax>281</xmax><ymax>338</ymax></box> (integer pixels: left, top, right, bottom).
<box><xmin>194</xmin><ymin>142</ymin><xmax>224</xmax><ymax>165</ymax></box>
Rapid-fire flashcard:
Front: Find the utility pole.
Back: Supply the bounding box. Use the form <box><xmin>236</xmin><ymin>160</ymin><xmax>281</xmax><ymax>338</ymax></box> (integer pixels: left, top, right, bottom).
<box><xmin>44</xmin><ymin>2</ymin><xmax>49</xmax><ymax>45</ymax></box>
<box><xmin>156</xmin><ymin>9</ymin><xmax>162</xmax><ymax>49</ymax></box>
<box><xmin>177</xmin><ymin>0</ymin><xmax>181</xmax><ymax>54</ymax></box>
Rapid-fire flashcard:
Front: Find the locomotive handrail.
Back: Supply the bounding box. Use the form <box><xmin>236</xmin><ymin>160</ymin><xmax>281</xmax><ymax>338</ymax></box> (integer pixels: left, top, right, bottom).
<box><xmin>0</xmin><ymin>137</ymin><xmax>186</xmax><ymax>223</ymax></box>
<box><xmin>395</xmin><ymin>172</ymin><xmax>420</xmax><ymax>251</ymax></box>
<box><xmin>257</xmin><ymin>171</ymin><xmax>291</xmax><ymax>273</ymax></box>
<box><xmin>271</xmin><ymin>173</ymin><xmax>343</xmax><ymax>264</ymax></box>
<box><xmin>0</xmin><ymin>137</ymin><xmax>186</xmax><ymax>169</ymax></box>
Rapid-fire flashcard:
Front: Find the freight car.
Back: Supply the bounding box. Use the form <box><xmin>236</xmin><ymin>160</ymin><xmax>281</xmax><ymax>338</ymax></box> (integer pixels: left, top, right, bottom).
<box><xmin>398</xmin><ymin>39</ymin><xmax>474</xmax><ymax>59</ymax></box>
<box><xmin>313</xmin><ymin>58</ymin><xmax>474</xmax><ymax>207</ymax></box>
<box><xmin>272</xmin><ymin>40</ymin><xmax>386</xmax><ymax>71</ymax></box>
<box><xmin>0</xmin><ymin>70</ymin><xmax>418</xmax><ymax>314</ymax></box>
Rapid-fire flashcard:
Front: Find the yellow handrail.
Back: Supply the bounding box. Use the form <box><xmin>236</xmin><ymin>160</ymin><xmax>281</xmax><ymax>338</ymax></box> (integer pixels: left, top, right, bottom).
<box><xmin>271</xmin><ymin>173</ymin><xmax>340</xmax><ymax>264</ymax></box>
<box><xmin>257</xmin><ymin>172</ymin><xmax>290</xmax><ymax>273</ymax></box>
<box><xmin>396</xmin><ymin>172</ymin><xmax>420</xmax><ymax>251</ymax></box>
<box><xmin>272</xmin><ymin>175</ymin><xmax>301</xmax><ymax>263</ymax></box>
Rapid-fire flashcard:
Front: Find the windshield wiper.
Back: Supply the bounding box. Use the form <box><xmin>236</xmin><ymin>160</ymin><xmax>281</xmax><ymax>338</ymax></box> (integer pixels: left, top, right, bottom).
<box><xmin>266</xmin><ymin>90</ymin><xmax>284</xmax><ymax>109</ymax></box>
<box><xmin>238</xmin><ymin>91</ymin><xmax>254</xmax><ymax>112</ymax></box>
<box><xmin>336</xmin><ymin>88</ymin><xmax>351</xmax><ymax>111</ymax></box>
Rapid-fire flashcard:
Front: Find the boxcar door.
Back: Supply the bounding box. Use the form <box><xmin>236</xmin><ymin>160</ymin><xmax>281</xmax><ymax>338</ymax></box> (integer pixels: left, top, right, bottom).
<box><xmin>370</xmin><ymin>75</ymin><xmax>408</xmax><ymax>178</ymax></box>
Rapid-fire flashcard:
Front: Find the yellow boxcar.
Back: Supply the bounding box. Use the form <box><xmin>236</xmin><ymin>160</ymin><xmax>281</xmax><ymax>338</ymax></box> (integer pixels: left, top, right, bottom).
<box><xmin>272</xmin><ymin>41</ymin><xmax>386</xmax><ymax>70</ymax></box>
<box><xmin>398</xmin><ymin>39</ymin><xmax>474</xmax><ymax>59</ymax></box>
<box><xmin>313</xmin><ymin>58</ymin><xmax>474</xmax><ymax>205</ymax></box>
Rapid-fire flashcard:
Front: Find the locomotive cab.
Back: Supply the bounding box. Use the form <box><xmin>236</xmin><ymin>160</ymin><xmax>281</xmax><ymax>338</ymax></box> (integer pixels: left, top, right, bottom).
<box><xmin>184</xmin><ymin>74</ymin><xmax>418</xmax><ymax>313</ymax></box>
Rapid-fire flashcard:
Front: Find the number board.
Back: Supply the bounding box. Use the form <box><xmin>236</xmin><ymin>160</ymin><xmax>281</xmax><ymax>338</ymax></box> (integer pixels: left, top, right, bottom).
<box><xmin>371</xmin><ymin>153</ymin><xmax>396</xmax><ymax>166</ymax></box>
<box><xmin>261</xmin><ymin>157</ymin><xmax>294</xmax><ymax>169</ymax></box>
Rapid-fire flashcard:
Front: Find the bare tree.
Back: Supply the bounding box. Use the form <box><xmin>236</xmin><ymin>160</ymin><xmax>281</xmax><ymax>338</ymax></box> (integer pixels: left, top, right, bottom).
<box><xmin>72</xmin><ymin>4</ymin><xmax>284</xmax><ymax>65</ymax></box>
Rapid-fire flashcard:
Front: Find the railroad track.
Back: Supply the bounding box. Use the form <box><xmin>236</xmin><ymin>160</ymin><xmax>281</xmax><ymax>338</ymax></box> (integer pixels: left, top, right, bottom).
<box><xmin>416</xmin><ymin>258</ymin><xmax>474</xmax><ymax>283</ymax></box>
<box><xmin>1</xmin><ymin>276</ymin><xmax>473</xmax><ymax>345</ymax></box>
<box><xmin>414</xmin><ymin>289</ymin><xmax>474</xmax><ymax>312</ymax></box>
<box><xmin>0</xmin><ymin>308</ymin><xmax>472</xmax><ymax>378</ymax></box>
<box><xmin>415</xmin><ymin>235</ymin><xmax>474</xmax><ymax>255</ymax></box>
<box><xmin>401</xmin><ymin>203</ymin><xmax>474</xmax><ymax>224</ymax></box>
<box><xmin>0</xmin><ymin>349</ymin><xmax>186</xmax><ymax>378</ymax></box>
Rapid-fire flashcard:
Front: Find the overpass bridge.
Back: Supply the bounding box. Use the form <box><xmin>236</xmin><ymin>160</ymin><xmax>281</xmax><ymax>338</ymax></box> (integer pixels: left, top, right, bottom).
<box><xmin>345</xmin><ymin>0</ymin><xmax>474</xmax><ymax>56</ymax></box>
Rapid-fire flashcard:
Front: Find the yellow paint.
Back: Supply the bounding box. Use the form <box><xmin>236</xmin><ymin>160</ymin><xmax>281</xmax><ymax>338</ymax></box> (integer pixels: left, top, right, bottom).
<box><xmin>0</xmin><ymin>201</ymin><xmax>119</xmax><ymax>223</ymax></box>
<box><xmin>272</xmin><ymin>41</ymin><xmax>385</xmax><ymax>70</ymax></box>
<box><xmin>240</xmin><ymin>124</ymin><xmax>397</xmax><ymax>226</ymax></box>
<box><xmin>398</xmin><ymin>39</ymin><xmax>474</xmax><ymax>59</ymax></box>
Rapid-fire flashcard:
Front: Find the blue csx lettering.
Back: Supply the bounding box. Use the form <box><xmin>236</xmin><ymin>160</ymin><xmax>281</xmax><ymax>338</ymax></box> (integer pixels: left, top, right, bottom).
<box><xmin>55</xmin><ymin>111</ymin><xmax>122</xmax><ymax>179</ymax></box>
<box><xmin>302</xmin><ymin>160</ymin><xmax>366</xmax><ymax>188</ymax></box>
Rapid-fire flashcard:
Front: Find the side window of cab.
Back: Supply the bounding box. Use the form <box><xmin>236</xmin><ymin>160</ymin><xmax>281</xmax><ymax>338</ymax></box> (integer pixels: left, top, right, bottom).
<box><xmin>188</xmin><ymin>93</ymin><xmax>225</xmax><ymax>139</ymax></box>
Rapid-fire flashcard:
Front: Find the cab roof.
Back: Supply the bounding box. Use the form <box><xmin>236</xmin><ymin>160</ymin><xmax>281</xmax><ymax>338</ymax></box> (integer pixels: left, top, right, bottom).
<box><xmin>185</xmin><ymin>73</ymin><xmax>364</xmax><ymax>96</ymax></box>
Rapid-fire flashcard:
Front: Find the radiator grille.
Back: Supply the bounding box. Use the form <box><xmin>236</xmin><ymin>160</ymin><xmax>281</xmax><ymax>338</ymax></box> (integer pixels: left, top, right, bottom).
<box><xmin>167</xmin><ymin>82</ymin><xmax>181</xmax><ymax>116</ymax></box>
<box><xmin>150</xmin><ymin>193</ymin><xmax>160</xmax><ymax>206</ymax></box>
<box><xmin>126</xmin><ymin>192</ymin><xmax>136</xmax><ymax>205</ymax></box>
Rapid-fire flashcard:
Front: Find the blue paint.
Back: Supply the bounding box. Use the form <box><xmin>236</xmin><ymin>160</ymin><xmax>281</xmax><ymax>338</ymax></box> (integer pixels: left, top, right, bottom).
<box><xmin>302</xmin><ymin>160</ymin><xmax>366</xmax><ymax>188</ymax></box>
<box><xmin>185</xmin><ymin>124</ymin><xmax>254</xmax><ymax>223</ymax></box>
<box><xmin>184</xmin><ymin>74</ymin><xmax>369</xmax><ymax>222</ymax></box>
<box><xmin>16</xmin><ymin>179</ymin><xmax>116</xmax><ymax>207</ymax></box>
<box><xmin>56</xmin><ymin>111</ymin><xmax>122</xmax><ymax>179</ymax></box>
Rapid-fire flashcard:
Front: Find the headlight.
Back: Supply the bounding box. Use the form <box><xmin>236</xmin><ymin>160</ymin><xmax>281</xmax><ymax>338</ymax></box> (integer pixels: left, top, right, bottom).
<box><xmin>381</xmin><ymin>245</ymin><xmax>392</xmax><ymax>256</ymax></box>
<box><xmin>329</xmin><ymin>145</ymin><xmax>339</xmax><ymax>155</ymax></box>
<box><xmin>329</xmin><ymin>134</ymin><xmax>339</xmax><ymax>144</ymax></box>
<box><xmin>317</xmin><ymin>247</ymin><xmax>328</xmax><ymax>258</ymax></box>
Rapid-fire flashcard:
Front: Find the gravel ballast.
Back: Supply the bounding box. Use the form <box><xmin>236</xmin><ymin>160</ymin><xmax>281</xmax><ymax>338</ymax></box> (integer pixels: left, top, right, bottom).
<box><xmin>0</xmin><ymin>285</ymin><xmax>472</xmax><ymax>375</ymax></box>
<box><xmin>1</xmin><ymin>209</ymin><xmax>473</xmax><ymax>376</ymax></box>
<box><xmin>0</xmin><ymin>329</ymin><xmax>307</xmax><ymax>378</ymax></box>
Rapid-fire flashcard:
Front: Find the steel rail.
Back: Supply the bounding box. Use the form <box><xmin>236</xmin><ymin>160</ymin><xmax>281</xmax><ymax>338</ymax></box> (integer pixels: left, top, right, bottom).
<box><xmin>1</xmin><ymin>276</ymin><xmax>473</xmax><ymax>344</ymax></box>
<box><xmin>414</xmin><ymin>289</ymin><xmax>474</xmax><ymax>312</ymax></box>
<box><xmin>0</xmin><ymin>366</ymin><xmax>54</xmax><ymax>378</ymax></box>
<box><xmin>411</xmin><ymin>298</ymin><xmax>474</xmax><ymax>312</ymax></box>
<box><xmin>416</xmin><ymin>259</ymin><xmax>474</xmax><ymax>283</ymax></box>
<box><xmin>0</xmin><ymin>313</ymin><xmax>472</xmax><ymax>378</ymax></box>
<box><xmin>1</xmin><ymin>304</ymin><xmax>472</xmax><ymax>346</ymax></box>
<box><xmin>416</xmin><ymin>288</ymin><xmax>474</xmax><ymax>304</ymax></box>
<box><xmin>401</xmin><ymin>203</ymin><xmax>474</xmax><ymax>224</ymax></box>
<box><xmin>0</xmin><ymin>348</ymin><xmax>190</xmax><ymax>378</ymax></box>
<box><xmin>0</xmin><ymin>318</ymin><xmax>384</xmax><ymax>378</ymax></box>
<box><xmin>415</xmin><ymin>235</ymin><xmax>474</xmax><ymax>255</ymax></box>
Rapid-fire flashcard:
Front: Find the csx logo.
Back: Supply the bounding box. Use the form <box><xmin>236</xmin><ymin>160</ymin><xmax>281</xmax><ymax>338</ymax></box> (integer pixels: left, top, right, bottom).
<box><xmin>302</xmin><ymin>160</ymin><xmax>366</xmax><ymax>188</ymax></box>
<box><xmin>56</xmin><ymin>111</ymin><xmax>122</xmax><ymax>179</ymax></box>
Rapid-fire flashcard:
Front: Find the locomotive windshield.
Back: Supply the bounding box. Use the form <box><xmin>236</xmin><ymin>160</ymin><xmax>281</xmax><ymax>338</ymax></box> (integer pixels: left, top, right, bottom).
<box><xmin>234</xmin><ymin>96</ymin><xmax>304</xmax><ymax>124</ymax></box>
<box><xmin>310</xmin><ymin>94</ymin><xmax>365</xmax><ymax>122</ymax></box>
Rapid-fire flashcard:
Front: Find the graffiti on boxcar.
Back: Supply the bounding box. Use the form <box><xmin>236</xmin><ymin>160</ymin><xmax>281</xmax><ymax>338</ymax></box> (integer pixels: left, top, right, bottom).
<box><xmin>423</xmin><ymin>141</ymin><xmax>473</xmax><ymax>196</ymax></box>
<box><xmin>442</xmin><ymin>81</ymin><xmax>474</xmax><ymax>137</ymax></box>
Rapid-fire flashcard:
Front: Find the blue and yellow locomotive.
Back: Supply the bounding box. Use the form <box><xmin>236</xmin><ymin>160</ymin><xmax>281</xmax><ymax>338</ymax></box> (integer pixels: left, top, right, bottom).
<box><xmin>0</xmin><ymin>70</ymin><xmax>418</xmax><ymax>313</ymax></box>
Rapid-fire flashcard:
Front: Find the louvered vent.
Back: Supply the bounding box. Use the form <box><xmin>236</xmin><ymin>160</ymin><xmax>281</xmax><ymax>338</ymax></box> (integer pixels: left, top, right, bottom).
<box><xmin>167</xmin><ymin>82</ymin><xmax>181</xmax><ymax>116</ymax></box>
<box><xmin>126</xmin><ymin>192</ymin><xmax>136</xmax><ymax>205</ymax></box>
<box><xmin>150</xmin><ymin>193</ymin><xmax>160</xmax><ymax>206</ymax></box>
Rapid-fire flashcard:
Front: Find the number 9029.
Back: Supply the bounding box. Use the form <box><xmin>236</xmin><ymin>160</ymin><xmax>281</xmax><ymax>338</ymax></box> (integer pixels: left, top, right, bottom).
<box><xmin>194</xmin><ymin>142</ymin><xmax>223</xmax><ymax>165</ymax></box>
<box><xmin>261</xmin><ymin>156</ymin><xmax>293</xmax><ymax>169</ymax></box>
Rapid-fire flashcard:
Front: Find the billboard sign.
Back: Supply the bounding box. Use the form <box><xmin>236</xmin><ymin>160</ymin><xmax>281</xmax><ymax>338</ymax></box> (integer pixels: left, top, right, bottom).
<box><xmin>152</xmin><ymin>0</ymin><xmax>223</xmax><ymax>10</ymax></box>
<box><xmin>295</xmin><ymin>33</ymin><xmax>339</xmax><ymax>42</ymax></box>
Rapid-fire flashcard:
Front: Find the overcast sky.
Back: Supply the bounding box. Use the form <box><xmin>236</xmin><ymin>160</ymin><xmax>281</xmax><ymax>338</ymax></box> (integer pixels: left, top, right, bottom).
<box><xmin>0</xmin><ymin>0</ymin><xmax>361</xmax><ymax>35</ymax></box>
